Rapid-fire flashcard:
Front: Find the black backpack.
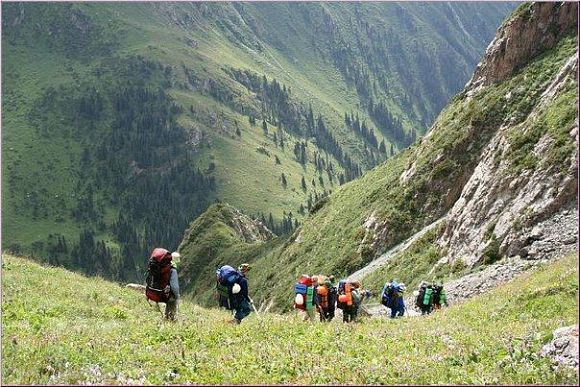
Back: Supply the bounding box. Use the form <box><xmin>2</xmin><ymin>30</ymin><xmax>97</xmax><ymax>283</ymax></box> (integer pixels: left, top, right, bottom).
<box><xmin>415</xmin><ymin>286</ymin><xmax>426</xmax><ymax>308</ymax></box>
<box><xmin>327</xmin><ymin>286</ymin><xmax>337</xmax><ymax>308</ymax></box>
<box><xmin>432</xmin><ymin>285</ymin><xmax>442</xmax><ymax>305</ymax></box>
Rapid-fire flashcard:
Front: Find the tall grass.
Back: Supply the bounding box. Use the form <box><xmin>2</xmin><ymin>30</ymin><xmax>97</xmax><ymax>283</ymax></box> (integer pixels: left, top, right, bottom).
<box><xmin>2</xmin><ymin>253</ymin><xmax>577</xmax><ymax>384</ymax></box>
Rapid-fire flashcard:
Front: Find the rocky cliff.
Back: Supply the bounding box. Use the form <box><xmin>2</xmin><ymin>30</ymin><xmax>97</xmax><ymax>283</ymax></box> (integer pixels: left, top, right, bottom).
<box><xmin>467</xmin><ymin>2</ymin><xmax>577</xmax><ymax>90</ymax></box>
<box><xmin>438</xmin><ymin>1</ymin><xmax>578</xmax><ymax>268</ymax></box>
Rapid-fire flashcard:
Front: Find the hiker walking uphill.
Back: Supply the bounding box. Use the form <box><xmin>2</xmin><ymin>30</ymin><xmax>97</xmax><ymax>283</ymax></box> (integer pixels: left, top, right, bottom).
<box><xmin>216</xmin><ymin>265</ymin><xmax>253</xmax><ymax>324</ymax></box>
<box><xmin>415</xmin><ymin>282</ymin><xmax>434</xmax><ymax>315</ymax></box>
<box><xmin>432</xmin><ymin>283</ymin><xmax>448</xmax><ymax>310</ymax></box>
<box><xmin>337</xmin><ymin>280</ymin><xmax>362</xmax><ymax>323</ymax></box>
<box><xmin>315</xmin><ymin>275</ymin><xmax>337</xmax><ymax>322</ymax></box>
<box><xmin>294</xmin><ymin>274</ymin><xmax>316</xmax><ymax>322</ymax></box>
<box><xmin>145</xmin><ymin>248</ymin><xmax>181</xmax><ymax>321</ymax></box>
<box><xmin>381</xmin><ymin>280</ymin><xmax>406</xmax><ymax>318</ymax></box>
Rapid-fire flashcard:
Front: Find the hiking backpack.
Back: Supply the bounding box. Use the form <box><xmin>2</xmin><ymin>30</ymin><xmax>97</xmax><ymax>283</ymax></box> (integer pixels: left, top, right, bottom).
<box><xmin>433</xmin><ymin>285</ymin><xmax>446</xmax><ymax>306</ymax></box>
<box><xmin>381</xmin><ymin>283</ymin><xmax>395</xmax><ymax>308</ymax></box>
<box><xmin>316</xmin><ymin>284</ymin><xmax>329</xmax><ymax>309</ymax></box>
<box><xmin>423</xmin><ymin>286</ymin><xmax>434</xmax><ymax>306</ymax></box>
<box><xmin>432</xmin><ymin>285</ymin><xmax>441</xmax><ymax>305</ymax></box>
<box><xmin>294</xmin><ymin>275</ymin><xmax>314</xmax><ymax>311</ymax></box>
<box><xmin>416</xmin><ymin>286</ymin><xmax>426</xmax><ymax>308</ymax></box>
<box><xmin>336</xmin><ymin>280</ymin><xmax>353</xmax><ymax>310</ymax></box>
<box><xmin>145</xmin><ymin>248</ymin><xmax>173</xmax><ymax>303</ymax></box>
<box><xmin>216</xmin><ymin>265</ymin><xmax>243</xmax><ymax>310</ymax></box>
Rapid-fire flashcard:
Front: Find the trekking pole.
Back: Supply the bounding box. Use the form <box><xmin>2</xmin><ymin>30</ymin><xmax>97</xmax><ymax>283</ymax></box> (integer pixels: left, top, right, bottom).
<box><xmin>249</xmin><ymin>297</ymin><xmax>259</xmax><ymax>315</ymax></box>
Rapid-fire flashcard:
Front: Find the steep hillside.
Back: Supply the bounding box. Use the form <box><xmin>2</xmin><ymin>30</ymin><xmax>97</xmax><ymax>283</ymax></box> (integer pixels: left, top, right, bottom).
<box><xmin>176</xmin><ymin>203</ymin><xmax>281</xmax><ymax>297</ymax></box>
<box><xmin>181</xmin><ymin>2</ymin><xmax>577</xmax><ymax>311</ymax></box>
<box><xmin>1</xmin><ymin>2</ymin><xmax>514</xmax><ymax>280</ymax></box>
<box><xmin>2</xmin><ymin>253</ymin><xmax>578</xmax><ymax>384</ymax></box>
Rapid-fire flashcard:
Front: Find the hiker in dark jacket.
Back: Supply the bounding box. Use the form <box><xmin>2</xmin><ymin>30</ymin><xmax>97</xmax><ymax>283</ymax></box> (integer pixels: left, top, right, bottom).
<box><xmin>320</xmin><ymin>276</ymin><xmax>337</xmax><ymax>322</ymax></box>
<box><xmin>432</xmin><ymin>283</ymin><xmax>448</xmax><ymax>310</ymax></box>
<box><xmin>415</xmin><ymin>282</ymin><xmax>433</xmax><ymax>315</ymax></box>
<box><xmin>392</xmin><ymin>283</ymin><xmax>406</xmax><ymax>318</ymax></box>
<box><xmin>230</xmin><ymin>274</ymin><xmax>252</xmax><ymax>324</ymax></box>
<box><xmin>164</xmin><ymin>253</ymin><xmax>181</xmax><ymax>321</ymax></box>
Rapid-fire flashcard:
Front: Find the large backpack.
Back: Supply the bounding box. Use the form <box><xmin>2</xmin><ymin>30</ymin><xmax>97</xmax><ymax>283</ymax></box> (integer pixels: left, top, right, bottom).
<box><xmin>416</xmin><ymin>286</ymin><xmax>426</xmax><ymax>308</ymax></box>
<box><xmin>327</xmin><ymin>285</ymin><xmax>337</xmax><ymax>309</ymax></box>
<box><xmin>294</xmin><ymin>275</ymin><xmax>314</xmax><ymax>310</ymax></box>
<box><xmin>432</xmin><ymin>285</ymin><xmax>441</xmax><ymax>305</ymax></box>
<box><xmin>336</xmin><ymin>280</ymin><xmax>353</xmax><ymax>310</ymax></box>
<box><xmin>423</xmin><ymin>286</ymin><xmax>434</xmax><ymax>306</ymax></box>
<box><xmin>381</xmin><ymin>283</ymin><xmax>395</xmax><ymax>308</ymax></box>
<box><xmin>145</xmin><ymin>248</ymin><xmax>173</xmax><ymax>303</ymax></box>
<box><xmin>216</xmin><ymin>265</ymin><xmax>243</xmax><ymax>310</ymax></box>
<box><xmin>316</xmin><ymin>284</ymin><xmax>329</xmax><ymax>309</ymax></box>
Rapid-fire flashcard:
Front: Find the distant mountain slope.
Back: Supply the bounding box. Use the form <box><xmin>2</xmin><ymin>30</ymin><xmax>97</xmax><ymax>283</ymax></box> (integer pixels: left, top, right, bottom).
<box><xmin>180</xmin><ymin>2</ymin><xmax>577</xmax><ymax>311</ymax></box>
<box><xmin>2</xmin><ymin>252</ymin><xmax>577</xmax><ymax>384</ymax></box>
<box><xmin>1</xmin><ymin>2</ymin><xmax>514</xmax><ymax>280</ymax></box>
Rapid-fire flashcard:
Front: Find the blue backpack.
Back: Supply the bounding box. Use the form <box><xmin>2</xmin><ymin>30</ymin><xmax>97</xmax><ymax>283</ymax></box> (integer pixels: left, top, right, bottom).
<box><xmin>216</xmin><ymin>265</ymin><xmax>242</xmax><ymax>287</ymax></box>
<box><xmin>381</xmin><ymin>281</ymin><xmax>400</xmax><ymax>308</ymax></box>
<box><xmin>216</xmin><ymin>265</ymin><xmax>243</xmax><ymax>310</ymax></box>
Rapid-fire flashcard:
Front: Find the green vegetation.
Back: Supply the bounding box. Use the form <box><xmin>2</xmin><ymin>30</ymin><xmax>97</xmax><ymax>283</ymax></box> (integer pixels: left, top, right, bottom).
<box><xmin>362</xmin><ymin>224</ymin><xmax>449</xmax><ymax>295</ymax></box>
<box><xmin>229</xmin><ymin>27</ymin><xmax>578</xmax><ymax>311</ymax></box>
<box><xmin>2</xmin><ymin>253</ymin><xmax>578</xmax><ymax>384</ymax></box>
<box><xmin>2</xmin><ymin>1</ymin><xmax>514</xmax><ymax>279</ymax></box>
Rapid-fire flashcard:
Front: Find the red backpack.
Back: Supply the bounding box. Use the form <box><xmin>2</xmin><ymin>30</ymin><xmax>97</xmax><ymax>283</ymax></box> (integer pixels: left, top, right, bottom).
<box><xmin>145</xmin><ymin>248</ymin><xmax>173</xmax><ymax>303</ymax></box>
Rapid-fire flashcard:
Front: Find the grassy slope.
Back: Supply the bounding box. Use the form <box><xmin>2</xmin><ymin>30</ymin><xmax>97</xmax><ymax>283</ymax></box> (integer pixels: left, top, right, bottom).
<box><xmin>239</xmin><ymin>30</ymin><xmax>578</xmax><ymax>311</ymax></box>
<box><xmin>1</xmin><ymin>2</ymin><xmax>513</xmax><ymax>252</ymax></box>
<box><xmin>2</xmin><ymin>252</ymin><xmax>578</xmax><ymax>385</ymax></box>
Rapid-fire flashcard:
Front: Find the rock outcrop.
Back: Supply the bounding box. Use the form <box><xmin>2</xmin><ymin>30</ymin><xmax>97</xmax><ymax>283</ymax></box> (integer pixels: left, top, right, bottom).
<box><xmin>227</xmin><ymin>207</ymin><xmax>274</xmax><ymax>243</ymax></box>
<box><xmin>466</xmin><ymin>2</ymin><xmax>577</xmax><ymax>90</ymax></box>
<box><xmin>540</xmin><ymin>325</ymin><xmax>579</xmax><ymax>370</ymax></box>
<box><xmin>438</xmin><ymin>2</ymin><xmax>578</xmax><ymax>268</ymax></box>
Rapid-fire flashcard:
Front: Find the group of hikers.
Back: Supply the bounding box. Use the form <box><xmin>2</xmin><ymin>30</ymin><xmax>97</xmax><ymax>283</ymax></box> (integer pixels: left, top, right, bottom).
<box><xmin>143</xmin><ymin>247</ymin><xmax>448</xmax><ymax>323</ymax></box>
<box><xmin>293</xmin><ymin>274</ymin><xmax>374</xmax><ymax>323</ymax></box>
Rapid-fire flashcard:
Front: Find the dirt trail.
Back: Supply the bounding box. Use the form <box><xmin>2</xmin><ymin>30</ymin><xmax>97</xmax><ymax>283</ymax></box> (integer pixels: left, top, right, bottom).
<box><xmin>347</xmin><ymin>216</ymin><xmax>448</xmax><ymax>283</ymax></box>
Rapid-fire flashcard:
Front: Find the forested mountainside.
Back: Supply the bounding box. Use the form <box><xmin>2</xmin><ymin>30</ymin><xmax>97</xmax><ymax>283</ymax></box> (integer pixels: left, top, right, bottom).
<box><xmin>1</xmin><ymin>1</ymin><xmax>515</xmax><ymax>281</ymax></box>
<box><xmin>179</xmin><ymin>2</ymin><xmax>578</xmax><ymax>311</ymax></box>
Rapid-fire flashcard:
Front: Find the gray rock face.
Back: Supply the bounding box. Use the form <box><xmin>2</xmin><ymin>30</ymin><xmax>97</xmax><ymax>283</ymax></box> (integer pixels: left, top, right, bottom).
<box><xmin>439</xmin><ymin>53</ymin><xmax>578</xmax><ymax>268</ymax></box>
<box><xmin>466</xmin><ymin>2</ymin><xmax>577</xmax><ymax>90</ymax></box>
<box><xmin>540</xmin><ymin>325</ymin><xmax>579</xmax><ymax>370</ymax></box>
<box><xmin>443</xmin><ymin>256</ymin><xmax>539</xmax><ymax>304</ymax></box>
<box><xmin>228</xmin><ymin>208</ymin><xmax>275</xmax><ymax>243</ymax></box>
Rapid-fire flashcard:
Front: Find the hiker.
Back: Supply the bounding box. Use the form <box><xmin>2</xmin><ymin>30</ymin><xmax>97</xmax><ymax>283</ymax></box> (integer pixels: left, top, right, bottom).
<box><xmin>415</xmin><ymin>282</ymin><xmax>433</xmax><ymax>315</ymax></box>
<box><xmin>231</xmin><ymin>272</ymin><xmax>252</xmax><ymax>324</ymax></box>
<box><xmin>316</xmin><ymin>275</ymin><xmax>337</xmax><ymax>322</ymax></box>
<box><xmin>432</xmin><ymin>283</ymin><xmax>448</xmax><ymax>310</ymax></box>
<box><xmin>294</xmin><ymin>274</ymin><xmax>316</xmax><ymax>322</ymax></box>
<box><xmin>338</xmin><ymin>280</ymin><xmax>359</xmax><ymax>323</ymax></box>
<box><xmin>394</xmin><ymin>283</ymin><xmax>406</xmax><ymax>318</ymax></box>
<box><xmin>145</xmin><ymin>248</ymin><xmax>181</xmax><ymax>321</ymax></box>
<box><xmin>351</xmin><ymin>281</ymin><xmax>365</xmax><ymax>322</ymax></box>
<box><xmin>216</xmin><ymin>265</ymin><xmax>253</xmax><ymax>324</ymax></box>
<box><xmin>326</xmin><ymin>275</ymin><xmax>337</xmax><ymax>321</ymax></box>
<box><xmin>238</xmin><ymin>263</ymin><xmax>251</xmax><ymax>278</ymax></box>
<box><xmin>382</xmin><ymin>280</ymin><xmax>406</xmax><ymax>318</ymax></box>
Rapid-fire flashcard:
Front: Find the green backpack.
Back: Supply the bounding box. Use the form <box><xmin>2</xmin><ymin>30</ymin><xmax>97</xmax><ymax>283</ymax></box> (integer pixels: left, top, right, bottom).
<box><xmin>423</xmin><ymin>287</ymin><xmax>433</xmax><ymax>306</ymax></box>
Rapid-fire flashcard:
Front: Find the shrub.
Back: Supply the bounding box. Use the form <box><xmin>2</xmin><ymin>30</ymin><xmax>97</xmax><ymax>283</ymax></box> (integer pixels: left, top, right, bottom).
<box><xmin>482</xmin><ymin>236</ymin><xmax>502</xmax><ymax>265</ymax></box>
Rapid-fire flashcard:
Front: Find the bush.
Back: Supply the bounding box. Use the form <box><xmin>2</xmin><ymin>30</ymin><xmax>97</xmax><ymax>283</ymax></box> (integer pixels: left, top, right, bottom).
<box><xmin>482</xmin><ymin>236</ymin><xmax>502</xmax><ymax>265</ymax></box>
<box><xmin>451</xmin><ymin>258</ymin><xmax>467</xmax><ymax>273</ymax></box>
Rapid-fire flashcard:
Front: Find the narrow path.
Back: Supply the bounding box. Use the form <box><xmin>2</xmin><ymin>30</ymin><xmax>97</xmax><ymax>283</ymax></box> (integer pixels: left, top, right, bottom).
<box><xmin>347</xmin><ymin>215</ymin><xmax>448</xmax><ymax>282</ymax></box>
